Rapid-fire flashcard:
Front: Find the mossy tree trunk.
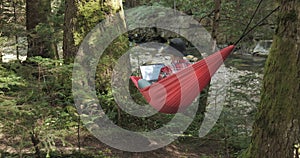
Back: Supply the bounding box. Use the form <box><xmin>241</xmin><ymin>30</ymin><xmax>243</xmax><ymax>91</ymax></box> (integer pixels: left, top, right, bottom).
<box><xmin>246</xmin><ymin>1</ymin><xmax>300</xmax><ymax>157</ymax></box>
<box><xmin>63</xmin><ymin>0</ymin><xmax>125</xmax><ymax>63</ymax></box>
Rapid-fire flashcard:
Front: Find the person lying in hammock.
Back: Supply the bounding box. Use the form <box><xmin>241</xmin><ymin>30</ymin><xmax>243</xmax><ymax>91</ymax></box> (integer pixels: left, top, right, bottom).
<box><xmin>138</xmin><ymin>56</ymin><xmax>193</xmax><ymax>89</ymax></box>
<box><xmin>138</xmin><ymin>38</ymin><xmax>195</xmax><ymax>89</ymax></box>
<box><xmin>158</xmin><ymin>57</ymin><xmax>192</xmax><ymax>80</ymax></box>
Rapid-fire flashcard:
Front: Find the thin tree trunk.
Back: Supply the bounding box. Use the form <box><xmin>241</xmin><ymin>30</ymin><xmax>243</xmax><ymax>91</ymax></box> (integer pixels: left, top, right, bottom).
<box><xmin>212</xmin><ymin>0</ymin><xmax>221</xmax><ymax>51</ymax></box>
<box><xmin>51</xmin><ymin>42</ymin><xmax>59</xmax><ymax>60</ymax></box>
<box><xmin>237</xmin><ymin>0</ymin><xmax>240</xmax><ymax>8</ymax></box>
<box><xmin>13</xmin><ymin>1</ymin><xmax>19</xmax><ymax>61</ymax></box>
<box><xmin>30</xmin><ymin>130</ymin><xmax>41</xmax><ymax>158</ymax></box>
<box><xmin>63</xmin><ymin>0</ymin><xmax>77</xmax><ymax>64</ymax></box>
<box><xmin>0</xmin><ymin>0</ymin><xmax>2</xmax><ymax>63</ymax></box>
<box><xmin>77</xmin><ymin>115</ymin><xmax>81</xmax><ymax>153</ymax></box>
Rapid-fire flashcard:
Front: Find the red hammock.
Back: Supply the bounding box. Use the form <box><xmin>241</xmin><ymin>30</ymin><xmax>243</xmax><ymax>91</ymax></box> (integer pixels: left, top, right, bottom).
<box><xmin>130</xmin><ymin>45</ymin><xmax>235</xmax><ymax>114</ymax></box>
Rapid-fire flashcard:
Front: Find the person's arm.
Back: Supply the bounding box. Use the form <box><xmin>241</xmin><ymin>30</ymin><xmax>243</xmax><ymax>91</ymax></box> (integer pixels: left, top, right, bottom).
<box><xmin>158</xmin><ymin>66</ymin><xmax>172</xmax><ymax>80</ymax></box>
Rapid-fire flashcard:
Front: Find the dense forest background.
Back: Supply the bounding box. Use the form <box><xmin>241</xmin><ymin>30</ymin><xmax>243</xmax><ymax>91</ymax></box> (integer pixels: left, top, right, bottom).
<box><xmin>0</xmin><ymin>0</ymin><xmax>299</xmax><ymax>158</ymax></box>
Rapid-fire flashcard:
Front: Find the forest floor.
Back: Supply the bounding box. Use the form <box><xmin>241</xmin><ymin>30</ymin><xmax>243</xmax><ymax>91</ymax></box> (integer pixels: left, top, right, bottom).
<box><xmin>71</xmin><ymin>133</ymin><xmax>223</xmax><ymax>158</ymax></box>
<box><xmin>0</xmin><ymin>129</ymin><xmax>224</xmax><ymax>158</ymax></box>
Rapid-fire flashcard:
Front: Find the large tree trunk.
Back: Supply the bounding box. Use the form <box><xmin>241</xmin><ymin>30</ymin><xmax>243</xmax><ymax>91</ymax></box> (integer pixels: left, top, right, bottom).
<box><xmin>26</xmin><ymin>0</ymin><xmax>55</xmax><ymax>58</ymax></box>
<box><xmin>246</xmin><ymin>1</ymin><xmax>300</xmax><ymax>157</ymax></box>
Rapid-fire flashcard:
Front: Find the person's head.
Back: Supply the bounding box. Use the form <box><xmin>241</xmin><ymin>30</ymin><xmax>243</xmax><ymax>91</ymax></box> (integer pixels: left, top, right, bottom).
<box><xmin>169</xmin><ymin>38</ymin><xmax>186</xmax><ymax>55</ymax></box>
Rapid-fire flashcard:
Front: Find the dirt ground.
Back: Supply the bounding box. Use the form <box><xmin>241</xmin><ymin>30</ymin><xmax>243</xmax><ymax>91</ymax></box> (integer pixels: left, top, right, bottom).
<box><xmin>0</xmin><ymin>129</ymin><xmax>224</xmax><ymax>158</ymax></box>
<box><xmin>79</xmin><ymin>134</ymin><xmax>223</xmax><ymax>158</ymax></box>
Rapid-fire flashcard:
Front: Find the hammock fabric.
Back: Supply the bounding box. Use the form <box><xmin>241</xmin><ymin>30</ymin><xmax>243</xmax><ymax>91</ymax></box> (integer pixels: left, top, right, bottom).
<box><xmin>130</xmin><ymin>45</ymin><xmax>235</xmax><ymax>114</ymax></box>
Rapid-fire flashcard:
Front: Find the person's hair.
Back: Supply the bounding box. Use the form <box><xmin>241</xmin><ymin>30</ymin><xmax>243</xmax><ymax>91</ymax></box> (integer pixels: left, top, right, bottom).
<box><xmin>169</xmin><ymin>38</ymin><xmax>186</xmax><ymax>55</ymax></box>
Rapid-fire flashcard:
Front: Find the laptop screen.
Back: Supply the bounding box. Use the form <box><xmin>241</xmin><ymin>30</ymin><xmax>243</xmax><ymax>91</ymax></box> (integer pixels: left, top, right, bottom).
<box><xmin>140</xmin><ymin>64</ymin><xmax>165</xmax><ymax>81</ymax></box>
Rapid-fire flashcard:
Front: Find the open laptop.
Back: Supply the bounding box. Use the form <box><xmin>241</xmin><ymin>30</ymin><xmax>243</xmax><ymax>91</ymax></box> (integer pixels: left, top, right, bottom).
<box><xmin>139</xmin><ymin>63</ymin><xmax>165</xmax><ymax>82</ymax></box>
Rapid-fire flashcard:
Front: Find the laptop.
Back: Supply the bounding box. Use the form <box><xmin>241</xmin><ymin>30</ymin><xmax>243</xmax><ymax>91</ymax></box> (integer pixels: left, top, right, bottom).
<box><xmin>139</xmin><ymin>63</ymin><xmax>165</xmax><ymax>82</ymax></box>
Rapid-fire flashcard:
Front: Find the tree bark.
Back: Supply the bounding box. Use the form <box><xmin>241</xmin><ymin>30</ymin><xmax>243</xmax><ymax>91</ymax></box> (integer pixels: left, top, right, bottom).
<box><xmin>212</xmin><ymin>0</ymin><xmax>221</xmax><ymax>51</ymax></box>
<box><xmin>30</xmin><ymin>130</ymin><xmax>41</xmax><ymax>158</ymax></box>
<box><xmin>63</xmin><ymin>0</ymin><xmax>78</xmax><ymax>64</ymax></box>
<box><xmin>13</xmin><ymin>1</ymin><xmax>19</xmax><ymax>61</ymax></box>
<box><xmin>246</xmin><ymin>1</ymin><xmax>300</xmax><ymax>157</ymax></box>
<box><xmin>0</xmin><ymin>0</ymin><xmax>2</xmax><ymax>63</ymax></box>
<box><xmin>124</xmin><ymin>0</ymin><xmax>139</xmax><ymax>8</ymax></box>
<box><xmin>26</xmin><ymin>0</ymin><xmax>55</xmax><ymax>58</ymax></box>
<box><xmin>63</xmin><ymin>0</ymin><xmax>125</xmax><ymax>63</ymax></box>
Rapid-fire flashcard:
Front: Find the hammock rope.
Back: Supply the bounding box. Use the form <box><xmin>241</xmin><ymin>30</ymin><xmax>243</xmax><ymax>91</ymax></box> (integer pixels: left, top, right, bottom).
<box><xmin>235</xmin><ymin>5</ymin><xmax>280</xmax><ymax>45</ymax></box>
<box><xmin>238</xmin><ymin>0</ymin><xmax>264</xmax><ymax>44</ymax></box>
<box><xmin>130</xmin><ymin>3</ymin><xmax>280</xmax><ymax>114</ymax></box>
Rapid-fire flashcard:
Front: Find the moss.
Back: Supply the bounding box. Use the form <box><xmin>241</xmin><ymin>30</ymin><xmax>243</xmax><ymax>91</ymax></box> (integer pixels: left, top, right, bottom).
<box><xmin>238</xmin><ymin>144</ymin><xmax>251</xmax><ymax>158</ymax></box>
<box><xmin>246</xmin><ymin>1</ymin><xmax>300</xmax><ymax>152</ymax></box>
<box><xmin>279</xmin><ymin>9</ymin><xmax>297</xmax><ymax>22</ymax></box>
<box><xmin>75</xmin><ymin>0</ymin><xmax>116</xmax><ymax>45</ymax></box>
